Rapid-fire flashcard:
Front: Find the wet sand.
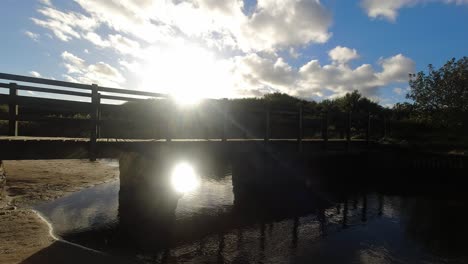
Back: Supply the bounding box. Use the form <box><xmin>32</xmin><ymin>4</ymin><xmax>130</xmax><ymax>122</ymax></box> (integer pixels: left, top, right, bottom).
<box><xmin>0</xmin><ymin>159</ymin><xmax>122</xmax><ymax>264</ymax></box>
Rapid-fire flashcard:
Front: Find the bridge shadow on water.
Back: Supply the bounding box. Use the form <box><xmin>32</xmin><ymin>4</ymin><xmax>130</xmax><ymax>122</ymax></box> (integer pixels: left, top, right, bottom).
<box><xmin>25</xmin><ymin>146</ymin><xmax>468</xmax><ymax>263</ymax></box>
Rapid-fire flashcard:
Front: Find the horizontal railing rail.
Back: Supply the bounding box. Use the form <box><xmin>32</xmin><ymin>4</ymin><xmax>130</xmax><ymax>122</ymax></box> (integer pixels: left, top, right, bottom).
<box><xmin>0</xmin><ymin>73</ymin><xmax>168</xmax><ymax>100</ymax></box>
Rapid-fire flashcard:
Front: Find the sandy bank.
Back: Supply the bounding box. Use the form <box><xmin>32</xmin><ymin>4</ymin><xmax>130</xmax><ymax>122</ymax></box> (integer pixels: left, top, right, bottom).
<box><xmin>0</xmin><ymin>159</ymin><xmax>120</xmax><ymax>264</ymax></box>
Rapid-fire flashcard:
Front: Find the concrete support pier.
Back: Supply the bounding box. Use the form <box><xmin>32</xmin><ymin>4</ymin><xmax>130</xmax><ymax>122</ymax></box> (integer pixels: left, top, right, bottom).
<box><xmin>118</xmin><ymin>151</ymin><xmax>180</xmax><ymax>248</ymax></box>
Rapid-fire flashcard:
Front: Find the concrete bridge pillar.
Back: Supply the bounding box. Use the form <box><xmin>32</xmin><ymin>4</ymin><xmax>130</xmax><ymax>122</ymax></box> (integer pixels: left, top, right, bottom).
<box><xmin>118</xmin><ymin>151</ymin><xmax>180</xmax><ymax>248</ymax></box>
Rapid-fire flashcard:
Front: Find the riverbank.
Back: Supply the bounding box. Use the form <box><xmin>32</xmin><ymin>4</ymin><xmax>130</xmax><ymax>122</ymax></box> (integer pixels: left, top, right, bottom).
<box><xmin>0</xmin><ymin>159</ymin><xmax>120</xmax><ymax>264</ymax></box>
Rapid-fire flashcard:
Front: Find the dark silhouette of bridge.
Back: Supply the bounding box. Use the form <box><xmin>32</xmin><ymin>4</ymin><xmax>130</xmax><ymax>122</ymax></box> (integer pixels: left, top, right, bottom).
<box><xmin>0</xmin><ymin>72</ymin><xmax>381</xmax><ymax>160</ymax></box>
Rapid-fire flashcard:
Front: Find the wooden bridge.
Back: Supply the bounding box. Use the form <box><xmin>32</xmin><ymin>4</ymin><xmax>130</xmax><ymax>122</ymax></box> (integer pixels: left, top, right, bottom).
<box><xmin>0</xmin><ymin>73</ymin><xmax>383</xmax><ymax>160</ymax></box>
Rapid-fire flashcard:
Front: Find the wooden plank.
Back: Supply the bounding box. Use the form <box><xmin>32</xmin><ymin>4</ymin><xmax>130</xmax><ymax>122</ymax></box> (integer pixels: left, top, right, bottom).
<box><xmin>0</xmin><ymin>73</ymin><xmax>168</xmax><ymax>99</ymax></box>
<box><xmin>99</xmin><ymin>94</ymin><xmax>146</xmax><ymax>102</ymax></box>
<box><xmin>298</xmin><ymin>105</ymin><xmax>303</xmax><ymax>152</ymax></box>
<box><xmin>13</xmin><ymin>96</ymin><xmax>92</xmax><ymax>112</ymax></box>
<box><xmin>16</xmin><ymin>115</ymin><xmax>91</xmax><ymax>123</ymax></box>
<box><xmin>0</xmin><ymin>112</ymin><xmax>8</xmax><ymax>120</ymax></box>
<box><xmin>346</xmin><ymin>111</ymin><xmax>351</xmax><ymax>150</ymax></box>
<box><xmin>0</xmin><ymin>94</ymin><xmax>10</xmax><ymax>104</ymax></box>
<box><xmin>8</xmin><ymin>83</ymin><xmax>18</xmax><ymax>136</ymax></box>
<box><xmin>98</xmin><ymin>86</ymin><xmax>166</xmax><ymax>98</ymax></box>
<box><xmin>322</xmin><ymin>111</ymin><xmax>329</xmax><ymax>149</ymax></box>
<box><xmin>17</xmin><ymin>84</ymin><xmax>92</xmax><ymax>98</ymax></box>
<box><xmin>89</xmin><ymin>84</ymin><xmax>99</xmax><ymax>161</ymax></box>
<box><xmin>366</xmin><ymin>112</ymin><xmax>371</xmax><ymax>145</ymax></box>
<box><xmin>271</xmin><ymin>110</ymin><xmax>299</xmax><ymax>116</ymax></box>
<box><xmin>0</xmin><ymin>72</ymin><xmax>93</xmax><ymax>90</ymax></box>
<box><xmin>265</xmin><ymin>106</ymin><xmax>270</xmax><ymax>142</ymax></box>
<box><xmin>0</xmin><ymin>83</ymin><xmax>10</xmax><ymax>89</ymax></box>
<box><xmin>222</xmin><ymin>99</ymin><xmax>227</xmax><ymax>141</ymax></box>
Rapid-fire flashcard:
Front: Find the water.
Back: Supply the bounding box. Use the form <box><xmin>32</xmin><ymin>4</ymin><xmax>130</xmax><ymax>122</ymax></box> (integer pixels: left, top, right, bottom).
<box><xmin>35</xmin><ymin>158</ymin><xmax>468</xmax><ymax>264</ymax></box>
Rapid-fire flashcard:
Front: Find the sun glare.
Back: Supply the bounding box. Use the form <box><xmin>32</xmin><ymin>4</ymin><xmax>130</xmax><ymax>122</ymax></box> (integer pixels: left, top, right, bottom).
<box><xmin>170</xmin><ymin>162</ymin><xmax>200</xmax><ymax>193</ymax></box>
<box><xmin>140</xmin><ymin>43</ymin><xmax>233</xmax><ymax>105</ymax></box>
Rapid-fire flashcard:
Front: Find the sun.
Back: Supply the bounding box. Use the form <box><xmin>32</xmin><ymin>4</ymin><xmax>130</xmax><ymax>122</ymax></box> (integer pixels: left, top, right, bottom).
<box><xmin>170</xmin><ymin>162</ymin><xmax>200</xmax><ymax>193</ymax></box>
<box><xmin>139</xmin><ymin>42</ymin><xmax>233</xmax><ymax>105</ymax></box>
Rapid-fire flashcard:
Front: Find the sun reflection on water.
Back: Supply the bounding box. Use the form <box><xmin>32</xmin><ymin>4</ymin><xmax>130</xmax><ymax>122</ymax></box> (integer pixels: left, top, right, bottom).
<box><xmin>171</xmin><ymin>162</ymin><xmax>200</xmax><ymax>194</ymax></box>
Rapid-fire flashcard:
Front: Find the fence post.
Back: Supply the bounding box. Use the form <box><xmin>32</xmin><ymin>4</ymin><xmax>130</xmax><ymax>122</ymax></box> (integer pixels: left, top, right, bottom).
<box><xmin>97</xmin><ymin>94</ymin><xmax>102</xmax><ymax>138</ymax></box>
<box><xmin>366</xmin><ymin>112</ymin><xmax>371</xmax><ymax>145</ymax></box>
<box><xmin>8</xmin><ymin>83</ymin><xmax>18</xmax><ymax>136</ymax></box>
<box><xmin>383</xmin><ymin>116</ymin><xmax>387</xmax><ymax>139</ymax></box>
<box><xmin>166</xmin><ymin>100</ymin><xmax>172</xmax><ymax>142</ymax></box>
<box><xmin>222</xmin><ymin>99</ymin><xmax>227</xmax><ymax>142</ymax></box>
<box><xmin>264</xmin><ymin>104</ymin><xmax>270</xmax><ymax>142</ymax></box>
<box><xmin>89</xmin><ymin>84</ymin><xmax>99</xmax><ymax>161</ymax></box>
<box><xmin>322</xmin><ymin>111</ymin><xmax>328</xmax><ymax>150</ymax></box>
<box><xmin>298</xmin><ymin>105</ymin><xmax>303</xmax><ymax>152</ymax></box>
<box><xmin>346</xmin><ymin>111</ymin><xmax>351</xmax><ymax>151</ymax></box>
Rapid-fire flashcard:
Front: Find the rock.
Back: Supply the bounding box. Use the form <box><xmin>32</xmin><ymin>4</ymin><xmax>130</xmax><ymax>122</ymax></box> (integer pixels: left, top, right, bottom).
<box><xmin>0</xmin><ymin>161</ymin><xmax>7</xmax><ymax>209</ymax></box>
<box><xmin>0</xmin><ymin>160</ymin><xmax>6</xmax><ymax>200</ymax></box>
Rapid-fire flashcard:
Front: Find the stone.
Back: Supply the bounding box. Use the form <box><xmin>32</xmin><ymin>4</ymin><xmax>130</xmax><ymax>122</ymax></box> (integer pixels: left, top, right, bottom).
<box><xmin>0</xmin><ymin>160</ymin><xmax>7</xmax><ymax>208</ymax></box>
<box><xmin>0</xmin><ymin>161</ymin><xmax>6</xmax><ymax>196</ymax></box>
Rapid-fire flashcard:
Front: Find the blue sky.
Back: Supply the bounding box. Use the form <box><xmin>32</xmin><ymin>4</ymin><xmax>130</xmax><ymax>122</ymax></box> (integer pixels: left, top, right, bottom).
<box><xmin>0</xmin><ymin>0</ymin><xmax>467</xmax><ymax>106</ymax></box>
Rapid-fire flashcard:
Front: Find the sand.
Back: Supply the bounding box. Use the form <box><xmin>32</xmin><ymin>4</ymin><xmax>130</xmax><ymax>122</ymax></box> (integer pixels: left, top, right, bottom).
<box><xmin>0</xmin><ymin>159</ymin><xmax>121</xmax><ymax>264</ymax></box>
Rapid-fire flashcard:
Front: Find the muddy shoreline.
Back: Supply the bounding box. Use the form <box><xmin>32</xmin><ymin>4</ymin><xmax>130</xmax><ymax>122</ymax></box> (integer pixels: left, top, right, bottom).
<box><xmin>0</xmin><ymin>159</ymin><xmax>120</xmax><ymax>264</ymax></box>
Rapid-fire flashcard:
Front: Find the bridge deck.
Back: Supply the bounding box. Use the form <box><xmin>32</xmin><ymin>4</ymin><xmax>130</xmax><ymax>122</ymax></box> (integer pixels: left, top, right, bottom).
<box><xmin>0</xmin><ymin>136</ymin><xmax>371</xmax><ymax>160</ymax></box>
<box><xmin>0</xmin><ymin>136</ymin><xmax>365</xmax><ymax>142</ymax></box>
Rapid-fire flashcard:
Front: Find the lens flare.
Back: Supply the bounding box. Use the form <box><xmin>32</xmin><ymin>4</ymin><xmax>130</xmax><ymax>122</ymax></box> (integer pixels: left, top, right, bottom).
<box><xmin>170</xmin><ymin>162</ymin><xmax>200</xmax><ymax>193</ymax></box>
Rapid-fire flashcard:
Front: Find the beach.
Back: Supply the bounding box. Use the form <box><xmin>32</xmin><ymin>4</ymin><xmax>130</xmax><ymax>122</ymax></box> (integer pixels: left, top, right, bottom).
<box><xmin>0</xmin><ymin>159</ymin><xmax>120</xmax><ymax>264</ymax></box>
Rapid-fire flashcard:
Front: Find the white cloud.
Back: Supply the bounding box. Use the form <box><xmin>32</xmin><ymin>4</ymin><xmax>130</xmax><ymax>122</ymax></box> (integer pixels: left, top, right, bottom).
<box><xmin>61</xmin><ymin>51</ymin><xmax>125</xmax><ymax>87</ymax></box>
<box><xmin>328</xmin><ymin>46</ymin><xmax>359</xmax><ymax>64</ymax></box>
<box><xmin>361</xmin><ymin>0</ymin><xmax>468</xmax><ymax>21</ymax></box>
<box><xmin>232</xmin><ymin>51</ymin><xmax>415</xmax><ymax>99</ymax></box>
<box><xmin>31</xmin><ymin>6</ymin><xmax>97</xmax><ymax>41</ymax></box>
<box><xmin>24</xmin><ymin>31</ymin><xmax>40</xmax><ymax>42</ymax></box>
<box><xmin>29</xmin><ymin>71</ymin><xmax>42</xmax><ymax>78</ymax></box>
<box><xmin>231</xmin><ymin>53</ymin><xmax>298</xmax><ymax>94</ymax></box>
<box><xmin>39</xmin><ymin>0</ymin><xmax>52</xmax><ymax>6</ymax></box>
<box><xmin>299</xmin><ymin>53</ymin><xmax>415</xmax><ymax>97</ymax></box>
<box><xmin>376</xmin><ymin>54</ymin><xmax>415</xmax><ymax>83</ymax></box>
<box><xmin>239</xmin><ymin>0</ymin><xmax>332</xmax><ymax>51</ymax></box>
<box><xmin>393</xmin><ymin>87</ymin><xmax>404</xmax><ymax>95</ymax></box>
<box><xmin>83</xmin><ymin>32</ymin><xmax>109</xmax><ymax>47</ymax></box>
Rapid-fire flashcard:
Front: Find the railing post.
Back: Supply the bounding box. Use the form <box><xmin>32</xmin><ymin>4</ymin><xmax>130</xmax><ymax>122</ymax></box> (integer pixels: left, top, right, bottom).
<box><xmin>97</xmin><ymin>94</ymin><xmax>102</xmax><ymax>139</ymax></box>
<box><xmin>89</xmin><ymin>84</ymin><xmax>99</xmax><ymax>161</ymax></box>
<box><xmin>8</xmin><ymin>83</ymin><xmax>18</xmax><ymax>136</ymax></box>
<box><xmin>264</xmin><ymin>104</ymin><xmax>270</xmax><ymax>142</ymax></box>
<box><xmin>322</xmin><ymin>111</ymin><xmax>328</xmax><ymax>150</ymax></box>
<box><xmin>383</xmin><ymin>116</ymin><xmax>387</xmax><ymax>139</ymax></box>
<box><xmin>166</xmin><ymin>100</ymin><xmax>172</xmax><ymax>142</ymax></box>
<box><xmin>366</xmin><ymin>112</ymin><xmax>371</xmax><ymax>145</ymax></box>
<box><xmin>222</xmin><ymin>99</ymin><xmax>227</xmax><ymax>142</ymax></box>
<box><xmin>346</xmin><ymin>111</ymin><xmax>351</xmax><ymax>151</ymax></box>
<box><xmin>298</xmin><ymin>105</ymin><xmax>303</xmax><ymax>152</ymax></box>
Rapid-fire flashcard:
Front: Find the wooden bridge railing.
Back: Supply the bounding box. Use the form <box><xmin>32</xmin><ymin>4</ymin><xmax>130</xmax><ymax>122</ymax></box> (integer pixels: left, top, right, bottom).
<box><xmin>0</xmin><ymin>73</ymin><xmax>168</xmax><ymax>160</ymax></box>
<box><xmin>0</xmin><ymin>72</ymin><xmax>384</xmax><ymax>160</ymax></box>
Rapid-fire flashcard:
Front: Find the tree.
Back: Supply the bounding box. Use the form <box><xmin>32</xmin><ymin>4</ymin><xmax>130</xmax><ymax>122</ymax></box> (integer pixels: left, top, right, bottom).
<box><xmin>331</xmin><ymin>90</ymin><xmax>383</xmax><ymax>114</ymax></box>
<box><xmin>263</xmin><ymin>92</ymin><xmax>308</xmax><ymax>109</ymax></box>
<box><xmin>407</xmin><ymin>57</ymin><xmax>468</xmax><ymax>126</ymax></box>
<box><xmin>392</xmin><ymin>102</ymin><xmax>414</xmax><ymax>120</ymax></box>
